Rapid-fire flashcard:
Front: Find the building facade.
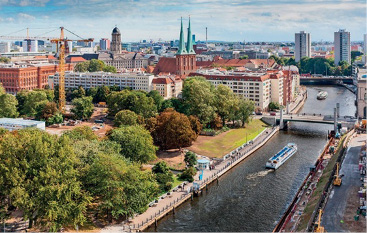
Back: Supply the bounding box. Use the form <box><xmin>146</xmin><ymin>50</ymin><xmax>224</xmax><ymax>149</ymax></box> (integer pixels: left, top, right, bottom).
<box><xmin>295</xmin><ymin>31</ymin><xmax>311</xmax><ymax>62</ymax></box>
<box><xmin>334</xmin><ymin>29</ymin><xmax>351</xmax><ymax>65</ymax></box>
<box><xmin>357</xmin><ymin>73</ymin><xmax>367</xmax><ymax>119</ymax></box>
<box><xmin>0</xmin><ymin>63</ymin><xmax>73</xmax><ymax>94</ymax></box>
<box><xmin>111</xmin><ymin>27</ymin><xmax>122</xmax><ymax>53</ymax></box>
<box><xmin>50</xmin><ymin>71</ymin><xmax>154</xmax><ymax>92</ymax></box>
<box><xmin>363</xmin><ymin>34</ymin><xmax>367</xmax><ymax>65</ymax></box>
<box><xmin>100</xmin><ymin>38</ymin><xmax>110</xmax><ymax>51</ymax></box>
<box><xmin>0</xmin><ymin>118</ymin><xmax>45</xmax><ymax>131</ymax></box>
<box><xmin>152</xmin><ymin>76</ymin><xmax>183</xmax><ymax>99</ymax></box>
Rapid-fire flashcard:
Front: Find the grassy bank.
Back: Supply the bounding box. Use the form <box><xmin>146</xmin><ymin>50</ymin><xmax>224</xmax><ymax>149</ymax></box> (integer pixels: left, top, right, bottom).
<box><xmin>188</xmin><ymin>119</ymin><xmax>268</xmax><ymax>158</ymax></box>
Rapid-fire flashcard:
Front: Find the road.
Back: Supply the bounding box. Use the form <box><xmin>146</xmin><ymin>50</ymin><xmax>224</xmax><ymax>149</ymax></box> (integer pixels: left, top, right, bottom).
<box><xmin>322</xmin><ymin>134</ymin><xmax>366</xmax><ymax>231</ymax></box>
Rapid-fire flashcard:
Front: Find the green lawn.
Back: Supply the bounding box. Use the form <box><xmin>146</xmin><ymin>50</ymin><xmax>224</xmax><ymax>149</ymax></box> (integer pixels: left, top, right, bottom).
<box><xmin>189</xmin><ymin>119</ymin><xmax>268</xmax><ymax>158</ymax></box>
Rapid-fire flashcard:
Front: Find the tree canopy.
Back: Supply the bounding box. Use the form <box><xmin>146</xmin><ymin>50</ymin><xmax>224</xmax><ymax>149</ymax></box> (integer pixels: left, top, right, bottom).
<box><xmin>71</xmin><ymin>96</ymin><xmax>94</xmax><ymax>120</ymax></box>
<box><xmin>108</xmin><ymin>125</ymin><xmax>157</xmax><ymax>163</ymax></box>
<box><xmin>148</xmin><ymin>108</ymin><xmax>200</xmax><ymax>150</ymax></box>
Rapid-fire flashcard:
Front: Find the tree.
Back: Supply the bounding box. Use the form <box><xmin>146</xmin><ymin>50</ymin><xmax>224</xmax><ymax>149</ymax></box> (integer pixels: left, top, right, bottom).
<box><xmin>95</xmin><ymin>85</ymin><xmax>110</xmax><ymax>103</ymax></box>
<box><xmin>72</xmin><ymin>86</ymin><xmax>86</xmax><ymax>99</ymax></box>
<box><xmin>179</xmin><ymin>167</ymin><xmax>196</xmax><ymax>182</ymax></box>
<box><xmin>74</xmin><ymin>61</ymin><xmax>90</xmax><ymax>72</ymax></box>
<box><xmin>63</xmin><ymin>126</ymin><xmax>98</xmax><ymax>141</ymax></box>
<box><xmin>0</xmin><ymin>93</ymin><xmax>18</xmax><ymax>118</ymax></box>
<box><xmin>39</xmin><ymin>101</ymin><xmax>58</xmax><ymax>121</ymax></box>
<box><xmin>268</xmin><ymin>102</ymin><xmax>280</xmax><ymax>111</ymax></box>
<box><xmin>107</xmin><ymin>90</ymin><xmax>157</xmax><ymax>118</ymax></box>
<box><xmin>184</xmin><ymin>151</ymin><xmax>197</xmax><ymax>167</ymax></box>
<box><xmin>108</xmin><ymin>125</ymin><xmax>157</xmax><ymax>163</ymax></box>
<box><xmin>46</xmin><ymin>113</ymin><xmax>63</xmax><ymax>126</ymax></box>
<box><xmin>20</xmin><ymin>91</ymin><xmax>49</xmax><ymax>117</ymax></box>
<box><xmin>114</xmin><ymin>109</ymin><xmax>139</xmax><ymax>127</ymax></box>
<box><xmin>214</xmin><ymin>85</ymin><xmax>238</xmax><ymax>126</ymax></box>
<box><xmin>88</xmin><ymin>59</ymin><xmax>105</xmax><ymax>72</ymax></box>
<box><xmin>150</xmin><ymin>108</ymin><xmax>198</xmax><ymax>150</ymax></box>
<box><xmin>0</xmin><ymin>57</ymin><xmax>10</xmax><ymax>63</ymax></box>
<box><xmin>152</xmin><ymin>161</ymin><xmax>174</xmax><ymax>192</ymax></box>
<box><xmin>86</xmin><ymin>87</ymin><xmax>98</xmax><ymax>102</ymax></box>
<box><xmin>103</xmin><ymin>65</ymin><xmax>117</xmax><ymax>73</ymax></box>
<box><xmin>182</xmin><ymin>76</ymin><xmax>216</xmax><ymax>125</ymax></box>
<box><xmin>71</xmin><ymin>96</ymin><xmax>94</xmax><ymax>120</ymax></box>
<box><xmin>147</xmin><ymin>90</ymin><xmax>164</xmax><ymax>111</ymax></box>
<box><xmin>237</xmin><ymin>99</ymin><xmax>255</xmax><ymax>127</ymax></box>
<box><xmin>239</xmin><ymin>55</ymin><xmax>248</xmax><ymax>59</ymax></box>
<box><xmin>188</xmin><ymin>115</ymin><xmax>203</xmax><ymax>135</ymax></box>
<box><xmin>0</xmin><ymin>129</ymin><xmax>90</xmax><ymax>230</ymax></box>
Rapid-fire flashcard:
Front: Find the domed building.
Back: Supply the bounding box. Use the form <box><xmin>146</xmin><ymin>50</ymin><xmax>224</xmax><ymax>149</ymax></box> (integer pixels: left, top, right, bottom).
<box><xmin>111</xmin><ymin>26</ymin><xmax>121</xmax><ymax>53</ymax></box>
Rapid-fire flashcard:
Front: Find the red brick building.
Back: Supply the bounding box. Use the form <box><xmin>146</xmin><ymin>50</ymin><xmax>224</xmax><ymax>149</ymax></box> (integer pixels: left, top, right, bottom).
<box><xmin>0</xmin><ymin>63</ymin><xmax>73</xmax><ymax>94</ymax></box>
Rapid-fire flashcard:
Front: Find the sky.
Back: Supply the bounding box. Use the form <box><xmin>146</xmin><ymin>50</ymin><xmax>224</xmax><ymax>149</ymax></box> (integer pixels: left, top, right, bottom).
<box><xmin>0</xmin><ymin>0</ymin><xmax>366</xmax><ymax>42</ymax></box>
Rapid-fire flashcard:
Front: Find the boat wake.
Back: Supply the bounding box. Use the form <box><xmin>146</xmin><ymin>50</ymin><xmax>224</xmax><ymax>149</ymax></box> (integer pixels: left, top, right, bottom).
<box><xmin>246</xmin><ymin>170</ymin><xmax>274</xmax><ymax>180</ymax></box>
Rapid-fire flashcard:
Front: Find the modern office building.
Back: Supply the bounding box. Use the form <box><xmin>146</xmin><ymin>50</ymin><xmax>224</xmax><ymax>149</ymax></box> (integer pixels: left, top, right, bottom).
<box><xmin>295</xmin><ymin>31</ymin><xmax>311</xmax><ymax>62</ymax></box>
<box><xmin>49</xmin><ymin>71</ymin><xmax>154</xmax><ymax>92</ymax></box>
<box><xmin>0</xmin><ymin>42</ymin><xmax>11</xmax><ymax>53</ymax></box>
<box><xmin>100</xmin><ymin>38</ymin><xmax>110</xmax><ymax>50</ymax></box>
<box><xmin>0</xmin><ymin>118</ymin><xmax>45</xmax><ymax>131</ymax></box>
<box><xmin>334</xmin><ymin>29</ymin><xmax>351</xmax><ymax>65</ymax></box>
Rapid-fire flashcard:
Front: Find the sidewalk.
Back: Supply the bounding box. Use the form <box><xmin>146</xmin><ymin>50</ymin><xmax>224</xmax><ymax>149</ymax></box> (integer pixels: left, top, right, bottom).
<box><xmin>100</xmin><ymin>127</ymin><xmax>279</xmax><ymax>232</ymax></box>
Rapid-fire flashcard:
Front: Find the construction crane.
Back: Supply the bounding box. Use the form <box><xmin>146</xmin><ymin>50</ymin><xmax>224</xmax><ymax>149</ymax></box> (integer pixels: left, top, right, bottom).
<box><xmin>50</xmin><ymin>27</ymin><xmax>93</xmax><ymax>112</ymax></box>
<box><xmin>0</xmin><ymin>27</ymin><xmax>93</xmax><ymax>112</ymax></box>
<box><xmin>314</xmin><ymin>209</ymin><xmax>326</xmax><ymax>232</ymax></box>
<box><xmin>333</xmin><ymin>162</ymin><xmax>342</xmax><ymax>186</ymax></box>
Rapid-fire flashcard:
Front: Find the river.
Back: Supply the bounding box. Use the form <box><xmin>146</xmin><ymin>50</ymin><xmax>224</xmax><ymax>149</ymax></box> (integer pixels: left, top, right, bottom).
<box><xmin>146</xmin><ymin>85</ymin><xmax>356</xmax><ymax>232</ymax></box>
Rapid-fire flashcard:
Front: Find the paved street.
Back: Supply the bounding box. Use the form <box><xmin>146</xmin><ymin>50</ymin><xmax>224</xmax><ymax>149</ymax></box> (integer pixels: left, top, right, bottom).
<box><xmin>322</xmin><ymin>134</ymin><xmax>366</xmax><ymax>232</ymax></box>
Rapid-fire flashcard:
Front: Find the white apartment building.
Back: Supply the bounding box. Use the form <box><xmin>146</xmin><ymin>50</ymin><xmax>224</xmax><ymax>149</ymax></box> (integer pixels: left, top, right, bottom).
<box><xmin>295</xmin><ymin>31</ymin><xmax>311</xmax><ymax>62</ymax></box>
<box><xmin>152</xmin><ymin>76</ymin><xmax>183</xmax><ymax>99</ymax></box>
<box><xmin>270</xmin><ymin>75</ymin><xmax>284</xmax><ymax>105</ymax></box>
<box><xmin>191</xmin><ymin>69</ymin><xmax>276</xmax><ymax>110</ymax></box>
<box><xmin>334</xmin><ymin>29</ymin><xmax>351</xmax><ymax>65</ymax></box>
<box><xmin>49</xmin><ymin>71</ymin><xmax>154</xmax><ymax>92</ymax></box>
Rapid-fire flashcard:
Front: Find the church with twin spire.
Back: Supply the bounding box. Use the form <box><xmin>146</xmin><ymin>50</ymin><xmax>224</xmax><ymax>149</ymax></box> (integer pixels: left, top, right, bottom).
<box><xmin>153</xmin><ymin>17</ymin><xmax>197</xmax><ymax>78</ymax></box>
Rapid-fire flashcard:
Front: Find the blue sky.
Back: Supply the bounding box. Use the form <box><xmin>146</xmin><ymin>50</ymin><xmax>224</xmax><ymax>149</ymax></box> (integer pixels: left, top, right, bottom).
<box><xmin>0</xmin><ymin>0</ymin><xmax>365</xmax><ymax>42</ymax></box>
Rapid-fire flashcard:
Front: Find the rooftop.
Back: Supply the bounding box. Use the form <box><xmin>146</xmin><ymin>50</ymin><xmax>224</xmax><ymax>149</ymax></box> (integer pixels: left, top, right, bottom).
<box><xmin>0</xmin><ymin>118</ymin><xmax>45</xmax><ymax>126</ymax></box>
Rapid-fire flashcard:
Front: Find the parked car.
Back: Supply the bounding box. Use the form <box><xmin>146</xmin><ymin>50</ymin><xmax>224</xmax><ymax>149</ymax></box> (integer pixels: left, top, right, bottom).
<box><xmin>255</xmin><ymin>111</ymin><xmax>263</xmax><ymax>115</ymax></box>
<box><xmin>270</xmin><ymin>112</ymin><xmax>276</xmax><ymax>116</ymax></box>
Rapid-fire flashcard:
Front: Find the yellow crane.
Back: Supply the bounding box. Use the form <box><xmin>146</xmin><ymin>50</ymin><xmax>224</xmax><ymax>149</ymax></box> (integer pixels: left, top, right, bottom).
<box><xmin>0</xmin><ymin>27</ymin><xmax>93</xmax><ymax>112</ymax></box>
<box><xmin>315</xmin><ymin>209</ymin><xmax>326</xmax><ymax>233</ymax></box>
<box><xmin>333</xmin><ymin>162</ymin><xmax>342</xmax><ymax>186</ymax></box>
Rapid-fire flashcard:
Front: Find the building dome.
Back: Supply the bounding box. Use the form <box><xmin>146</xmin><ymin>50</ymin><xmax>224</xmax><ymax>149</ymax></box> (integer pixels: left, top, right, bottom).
<box><xmin>112</xmin><ymin>27</ymin><xmax>120</xmax><ymax>34</ymax></box>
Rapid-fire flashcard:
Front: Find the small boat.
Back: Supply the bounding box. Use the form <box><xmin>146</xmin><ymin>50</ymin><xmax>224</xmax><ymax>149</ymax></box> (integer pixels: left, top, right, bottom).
<box><xmin>266</xmin><ymin>143</ymin><xmax>297</xmax><ymax>169</ymax></box>
<box><xmin>317</xmin><ymin>91</ymin><xmax>328</xmax><ymax>100</ymax></box>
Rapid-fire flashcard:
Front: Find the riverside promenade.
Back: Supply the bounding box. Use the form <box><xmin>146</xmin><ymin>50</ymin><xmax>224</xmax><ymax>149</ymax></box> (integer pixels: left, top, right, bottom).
<box><xmin>100</xmin><ymin>126</ymin><xmax>279</xmax><ymax>232</ymax></box>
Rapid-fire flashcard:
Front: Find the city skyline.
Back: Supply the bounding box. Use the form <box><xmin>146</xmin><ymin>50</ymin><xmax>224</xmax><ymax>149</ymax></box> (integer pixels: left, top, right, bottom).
<box><xmin>0</xmin><ymin>0</ymin><xmax>365</xmax><ymax>42</ymax></box>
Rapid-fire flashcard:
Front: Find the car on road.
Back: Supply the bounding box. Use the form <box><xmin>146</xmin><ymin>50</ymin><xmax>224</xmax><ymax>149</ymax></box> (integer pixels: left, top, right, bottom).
<box><xmin>270</xmin><ymin>112</ymin><xmax>276</xmax><ymax>116</ymax></box>
<box><xmin>255</xmin><ymin>112</ymin><xmax>263</xmax><ymax>115</ymax></box>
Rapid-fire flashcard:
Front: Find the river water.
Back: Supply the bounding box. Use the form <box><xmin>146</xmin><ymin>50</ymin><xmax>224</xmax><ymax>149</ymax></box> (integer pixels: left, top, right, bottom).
<box><xmin>147</xmin><ymin>85</ymin><xmax>356</xmax><ymax>232</ymax></box>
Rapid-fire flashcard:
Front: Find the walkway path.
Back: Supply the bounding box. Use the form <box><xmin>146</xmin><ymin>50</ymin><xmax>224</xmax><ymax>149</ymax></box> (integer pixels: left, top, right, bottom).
<box><xmin>100</xmin><ymin>127</ymin><xmax>279</xmax><ymax>232</ymax></box>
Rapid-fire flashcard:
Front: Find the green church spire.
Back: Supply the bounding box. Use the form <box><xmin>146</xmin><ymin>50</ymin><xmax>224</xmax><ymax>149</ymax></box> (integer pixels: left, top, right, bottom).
<box><xmin>186</xmin><ymin>16</ymin><xmax>195</xmax><ymax>54</ymax></box>
<box><xmin>177</xmin><ymin>17</ymin><xmax>187</xmax><ymax>55</ymax></box>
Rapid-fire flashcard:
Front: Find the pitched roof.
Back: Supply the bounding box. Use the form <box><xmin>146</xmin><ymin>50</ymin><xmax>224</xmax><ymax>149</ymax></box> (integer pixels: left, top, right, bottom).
<box><xmin>69</xmin><ymin>57</ymin><xmax>86</xmax><ymax>62</ymax></box>
<box><xmin>152</xmin><ymin>77</ymin><xmax>174</xmax><ymax>85</ymax></box>
<box><xmin>153</xmin><ymin>57</ymin><xmax>176</xmax><ymax>75</ymax></box>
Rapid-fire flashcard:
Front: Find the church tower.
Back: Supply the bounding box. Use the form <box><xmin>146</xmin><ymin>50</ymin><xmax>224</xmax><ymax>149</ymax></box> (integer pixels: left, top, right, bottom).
<box><xmin>176</xmin><ymin>17</ymin><xmax>196</xmax><ymax>77</ymax></box>
<box><xmin>111</xmin><ymin>26</ymin><xmax>121</xmax><ymax>54</ymax></box>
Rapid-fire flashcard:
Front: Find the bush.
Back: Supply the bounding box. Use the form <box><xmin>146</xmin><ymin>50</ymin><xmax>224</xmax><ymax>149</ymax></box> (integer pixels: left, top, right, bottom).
<box><xmin>165</xmin><ymin>182</ymin><xmax>173</xmax><ymax>191</ymax></box>
<box><xmin>179</xmin><ymin>167</ymin><xmax>196</xmax><ymax>183</ymax></box>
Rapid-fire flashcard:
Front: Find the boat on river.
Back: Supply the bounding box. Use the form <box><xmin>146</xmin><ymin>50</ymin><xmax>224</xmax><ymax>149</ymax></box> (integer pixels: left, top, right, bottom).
<box><xmin>266</xmin><ymin>143</ymin><xmax>297</xmax><ymax>169</ymax></box>
<box><xmin>317</xmin><ymin>91</ymin><xmax>328</xmax><ymax>100</ymax></box>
